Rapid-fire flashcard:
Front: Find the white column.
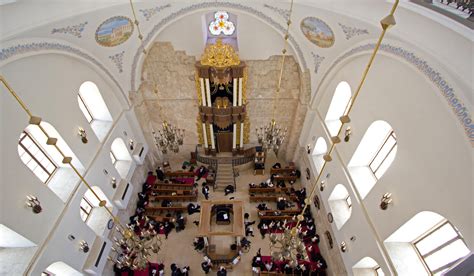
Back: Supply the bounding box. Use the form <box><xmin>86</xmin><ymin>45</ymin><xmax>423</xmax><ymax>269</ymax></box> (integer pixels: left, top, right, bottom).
<box><xmin>233</xmin><ymin>78</ymin><xmax>237</xmax><ymax>106</ymax></box>
<box><xmin>205</xmin><ymin>78</ymin><xmax>212</xmax><ymax>107</ymax></box>
<box><xmin>238</xmin><ymin>78</ymin><xmax>243</xmax><ymax>106</ymax></box>
<box><xmin>209</xmin><ymin>126</ymin><xmax>216</xmax><ymax>149</ymax></box>
<box><xmin>199</xmin><ymin>78</ymin><xmax>206</xmax><ymax>106</ymax></box>
<box><xmin>232</xmin><ymin>124</ymin><xmax>237</xmax><ymax>149</ymax></box>
<box><xmin>202</xmin><ymin>123</ymin><xmax>208</xmax><ymax>148</ymax></box>
<box><xmin>240</xmin><ymin>122</ymin><xmax>244</xmax><ymax>147</ymax></box>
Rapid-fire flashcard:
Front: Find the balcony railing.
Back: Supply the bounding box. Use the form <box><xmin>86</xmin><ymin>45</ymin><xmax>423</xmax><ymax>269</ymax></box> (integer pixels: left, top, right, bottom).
<box><xmin>410</xmin><ymin>0</ymin><xmax>473</xmax><ymax>28</ymax></box>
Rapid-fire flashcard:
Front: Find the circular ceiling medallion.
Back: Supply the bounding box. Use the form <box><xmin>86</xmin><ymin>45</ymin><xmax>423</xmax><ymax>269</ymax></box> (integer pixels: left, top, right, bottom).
<box><xmin>300</xmin><ymin>17</ymin><xmax>335</xmax><ymax>48</ymax></box>
<box><xmin>96</xmin><ymin>16</ymin><xmax>134</xmax><ymax>47</ymax></box>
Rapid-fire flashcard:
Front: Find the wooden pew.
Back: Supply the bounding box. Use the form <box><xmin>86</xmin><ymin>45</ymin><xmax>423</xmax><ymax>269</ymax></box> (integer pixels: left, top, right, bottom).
<box><xmin>259</xmin><ymin>215</ymin><xmax>297</xmax><ymax>221</ymax></box>
<box><xmin>150</xmin><ymin>194</ymin><xmax>197</xmax><ymax>202</ymax></box>
<box><xmin>249</xmin><ymin>195</ymin><xmax>298</xmax><ymax>202</ymax></box>
<box><xmin>153</xmin><ymin>182</ymin><xmax>194</xmax><ymax>190</ymax></box>
<box><xmin>272</xmin><ymin>175</ymin><xmax>297</xmax><ymax>182</ymax></box>
<box><xmin>145</xmin><ymin>206</ymin><xmax>187</xmax><ymax>216</ymax></box>
<box><xmin>151</xmin><ymin>188</ymin><xmax>195</xmax><ymax>195</ymax></box>
<box><xmin>165</xmin><ymin>170</ymin><xmax>195</xmax><ymax>177</ymax></box>
<box><xmin>258</xmin><ymin>209</ymin><xmax>301</xmax><ymax>216</ymax></box>
<box><xmin>249</xmin><ymin>187</ymin><xmax>291</xmax><ymax>194</ymax></box>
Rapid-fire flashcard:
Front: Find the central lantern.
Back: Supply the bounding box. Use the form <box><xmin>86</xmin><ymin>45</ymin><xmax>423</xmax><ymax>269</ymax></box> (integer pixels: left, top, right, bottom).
<box><xmin>195</xmin><ymin>39</ymin><xmax>249</xmax><ymax>155</ymax></box>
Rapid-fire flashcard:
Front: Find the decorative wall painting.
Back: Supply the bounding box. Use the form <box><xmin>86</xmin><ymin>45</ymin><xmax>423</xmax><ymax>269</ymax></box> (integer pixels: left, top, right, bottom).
<box><xmin>96</xmin><ymin>16</ymin><xmax>134</xmax><ymax>47</ymax></box>
<box><xmin>300</xmin><ymin>17</ymin><xmax>335</xmax><ymax>48</ymax></box>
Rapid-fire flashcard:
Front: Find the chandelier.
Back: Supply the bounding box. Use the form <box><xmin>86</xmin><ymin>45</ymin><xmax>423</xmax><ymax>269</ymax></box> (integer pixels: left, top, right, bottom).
<box><xmin>109</xmin><ymin>218</ymin><xmax>162</xmax><ymax>270</ymax></box>
<box><xmin>269</xmin><ymin>226</ymin><xmax>308</xmax><ymax>267</ymax></box>
<box><xmin>256</xmin><ymin>119</ymin><xmax>287</xmax><ymax>154</ymax></box>
<box><xmin>152</xmin><ymin>121</ymin><xmax>185</xmax><ymax>154</ymax></box>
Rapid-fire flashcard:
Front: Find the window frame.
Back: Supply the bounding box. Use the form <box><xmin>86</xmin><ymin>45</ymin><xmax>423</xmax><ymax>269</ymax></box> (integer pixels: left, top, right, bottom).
<box><xmin>80</xmin><ymin>197</ymin><xmax>94</xmax><ymax>222</ymax></box>
<box><xmin>110</xmin><ymin>151</ymin><xmax>118</xmax><ymax>165</ymax></box>
<box><xmin>413</xmin><ymin>220</ymin><xmax>469</xmax><ymax>274</ymax></box>
<box><xmin>18</xmin><ymin>131</ymin><xmax>57</xmax><ymax>183</ymax></box>
<box><xmin>374</xmin><ymin>266</ymin><xmax>384</xmax><ymax>276</ymax></box>
<box><xmin>369</xmin><ymin>130</ymin><xmax>397</xmax><ymax>179</ymax></box>
<box><xmin>345</xmin><ymin>195</ymin><xmax>352</xmax><ymax>209</ymax></box>
<box><xmin>78</xmin><ymin>93</ymin><xmax>94</xmax><ymax>123</ymax></box>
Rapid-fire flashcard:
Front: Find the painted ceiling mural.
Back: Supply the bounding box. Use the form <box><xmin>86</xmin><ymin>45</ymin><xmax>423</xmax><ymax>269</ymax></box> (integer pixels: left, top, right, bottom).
<box><xmin>95</xmin><ymin>16</ymin><xmax>134</xmax><ymax>47</ymax></box>
<box><xmin>300</xmin><ymin>17</ymin><xmax>335</xmax><ymax>48</ymax></box>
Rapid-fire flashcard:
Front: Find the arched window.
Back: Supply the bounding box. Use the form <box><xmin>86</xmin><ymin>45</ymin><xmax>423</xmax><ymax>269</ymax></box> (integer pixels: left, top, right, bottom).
<box><xmin>78</xmin><ymin>81</ymin><xmax>113</xmax><ymax>142</ymax></box>
<box><xmin>205</xmin><ymin>11</ymin><xmax>238</xmax><ymax>48</ymax></box>
<box><xmin>18</xmin><ymin>122</ymin><xmax>83</xmax><ymax>202</ymax></box>
<box><xmin>328</xmin><ymin>184</ymin><xmax>352</xmax><ymax>230</ymax></box>
<box><xmin>348</xmin><ymin>120</ymin><xmax>397</xmax><ymax>199</ymax></box>
<box><xmin>80</xmin><ymin>186</ymin><xmax>113</xmax><ymax>236</ymax></box>
<box><xmin>110</xmin><ymin>138</ymin><xmax>133</xmax><ymax>179</ymax></box>
<box><xmin>325</xmin><ymin>81</ymin><xmax>352</xmax><ymax>136</ymax></box>
<box><xmin>43</xmin><ymin>261</ymin><xmax>82</xmax><ymax>276</ymax></box>
<box><xmin>352</xmin><ymin>257</ymin><xmax>385</xmax><ymax>276</ymax></box>
<box><xmin>312</xmin><ymin>137</ymin><xmax>327</xmax><ymax>174</ymax></box>
<box><xmin>385</xmin><ymin>211</ymin><xmax>470</xmax><ymax>275</ymax></box>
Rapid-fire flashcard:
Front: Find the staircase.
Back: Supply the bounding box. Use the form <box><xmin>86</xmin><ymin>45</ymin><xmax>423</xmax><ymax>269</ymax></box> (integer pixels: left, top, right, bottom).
<box><xmin>215</xmin><ymin>159</ymin><xmax>235</xmax><ymax>191</ymax></box>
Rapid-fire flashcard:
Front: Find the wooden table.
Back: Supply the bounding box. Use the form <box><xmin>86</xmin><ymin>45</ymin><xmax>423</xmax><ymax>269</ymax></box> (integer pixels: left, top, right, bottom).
<box><xmin>197</xmin><ymin>200</ymin><xmax>245</xmax><ymax>237</ymax></box>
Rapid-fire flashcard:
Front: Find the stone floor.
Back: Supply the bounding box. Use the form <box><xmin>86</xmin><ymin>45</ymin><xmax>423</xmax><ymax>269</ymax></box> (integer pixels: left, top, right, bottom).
<box><xmin>146</xmin><ymin>154</ymin><xmax>301</xmax><ymax>275</ymax></box>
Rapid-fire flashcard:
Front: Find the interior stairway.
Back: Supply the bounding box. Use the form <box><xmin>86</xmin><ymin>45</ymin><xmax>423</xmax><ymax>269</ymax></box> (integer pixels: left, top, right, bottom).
<box><xmin>215</xmin><ymin>160</ymin><xmax>235</xmax><ymax>192</ymax></box>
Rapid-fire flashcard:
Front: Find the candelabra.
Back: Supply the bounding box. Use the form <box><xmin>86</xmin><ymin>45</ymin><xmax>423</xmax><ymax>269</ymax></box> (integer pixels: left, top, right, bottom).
<box><xmin>152</xmin><ymin>121</ymin><xmax>185</xmax><ymax>154</ymax></box>
<box><xmin>269</xmin><ymin>226</ymin><xmax>308</xmax><ymax>267</ymax></box>
<box><xmin>256</xmin><ymin>119</ymin><xmax>287</xmax><ymax>154</ymax></box>
<box><xmin>109</xmin><ymin>218</ymin><xmax>162</xmax><ymax>270</ymax></box>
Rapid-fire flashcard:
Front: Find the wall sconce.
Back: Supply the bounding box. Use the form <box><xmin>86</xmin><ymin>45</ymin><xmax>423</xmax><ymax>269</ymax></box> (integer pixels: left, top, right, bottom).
<box><xmin>340</xmin><ymin>241</ymin><xmax>347</xmax><ymax>252</ymax></box>
<box><xmin>79</xmin><ymin>240</ymin><xmax>89</xmax><ymax>253</ymax></box>
<box><xmin>26</xmin><ymin>195</ymin><xmax>42</xmax><ymax>214</ymax></box>
<box><xmin>380</xmin><ymin>193</ymin><xmax>393</xmax><ymax>210</ymax></box>
<box><xmin>111</xmin><ymin>177</ymin><xmax>117</xmax><ymax>189</ymax></box>
<box><xmin>320</xmin><ymin>180</ymin><xmax>326</xmax><ymax>191</ymax></box>
<box><xmin>306</xmin><ymin>144</ymin><xmax>311</xmax><ymax>154</ymax></box>
<box><xmin>129</xmin><ymin>139</ymin><xmax>135</xmax><ymax>151</ymax></box>
<box><xmin>344</xmin><ymin>126</ymin><xmax>352</xmax><ymax>142</ymax></box>
<box><xmin>78</xmin><ymin>127</ymin><xmax>88</xmax><ymax>144</ymax></box>
<box><xmin>350</xmin><ymin>236</ymin><xmax>356</xmax><ymax>242</ymax></box>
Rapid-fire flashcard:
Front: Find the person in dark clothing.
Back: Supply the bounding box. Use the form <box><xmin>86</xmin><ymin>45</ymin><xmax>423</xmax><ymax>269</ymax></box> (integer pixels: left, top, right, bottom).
<box><xmin>201</xmin><ymin>261</ymin><xmax>211</xmax><ymax>274</ymax></box>
<box><xmin>156</xmin><ymin>167</ymin><xmax>165</xmax><ymax>181</ymax></box>
<box><xmin>277</xmin><ymin>198</ymin><xmax>286</xmax><ymax>210</ymax></box>
<box><xmin>176</xmin><ymin>212</ymin><xmax>186</xmax><ymax>232</ymax></box>
<box><xmin>217</xmin><ymin>266</ymin><xmax>227</xmax><ymax>276</ymax></box>
<box><xmin>202</xmin><ymin>184</ymin><xmax>210</xmax><ymax>200</ymax></box>
<box><xmin>187</xmin><ymin>203</ymin><xmax>201</xmax><ymax>215</ymax></box>
<box><xmin>193</xmin><ymin>237</ymin><xmax>205</xmax><ymax>251</ymax></box>
<box><xmin>224</xmin><ymin>185</ymin><xmax>234</xmax><ymax>196</ymax></box>
<box><xmin>161</xmin><ymin>199</ymin><xmax>172</xmax><ymax>207</ymax></box>
<box><xmin>272</xmin><ymin>162</ymin><xmax>282</xmax><ymax>169</ymax></box>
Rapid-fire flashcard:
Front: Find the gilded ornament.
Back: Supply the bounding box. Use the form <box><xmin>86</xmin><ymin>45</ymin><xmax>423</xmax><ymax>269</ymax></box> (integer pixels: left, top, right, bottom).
<box><xmin>200</xmin><ymin>39</ymin><xmax>240</xmax><ymax>68</ymax></box>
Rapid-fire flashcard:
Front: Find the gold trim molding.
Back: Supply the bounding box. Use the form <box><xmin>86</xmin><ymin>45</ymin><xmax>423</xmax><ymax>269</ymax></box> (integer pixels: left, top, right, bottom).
<box><xmin>200</xmin><ymin>39</ymin><xmax>240</xmax><ymax>68</ymax></box>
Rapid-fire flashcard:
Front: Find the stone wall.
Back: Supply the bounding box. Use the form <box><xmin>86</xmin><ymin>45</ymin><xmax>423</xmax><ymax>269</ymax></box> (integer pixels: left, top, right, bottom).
<box><xmin>132</xmin><ymin>41</ymin><xmax>309</xmax><ymax>163</ymax></box>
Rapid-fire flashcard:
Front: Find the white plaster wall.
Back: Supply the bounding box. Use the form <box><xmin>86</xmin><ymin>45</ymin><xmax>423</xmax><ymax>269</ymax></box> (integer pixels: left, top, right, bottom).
<box><xmin>300</xmin><ymin>49</ymin><xmax>473</xmax><ymax>274</ymax></box>
<box><xmin>0</xmin><ymin>53</ymin><xmax>148</xmax><ymax>275</ymax></box>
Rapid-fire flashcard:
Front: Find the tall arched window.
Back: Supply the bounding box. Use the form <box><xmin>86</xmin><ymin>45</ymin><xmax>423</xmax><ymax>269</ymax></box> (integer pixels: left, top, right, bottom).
<box><xmin>352</xmin><ymin>257</ymin><xmax>385</xmax><ymax>276</ymax></box>
<box><xmin>1</xmin><ymin>224</ymin><xmax>37</xmax><ymax>276</ymax></box>
<box><xmin>110</xmin><ymin>138</ymin><xmax>133</xmax><ymax>179</ymax></box>
<box><xmin>78</xmin><ymin>81</ymin><xmax>113</xmax><ymax>142</ymax></box>
<box><xmin>325</xmin><ymin>81</ymin><xmax>352</xmax><ymax>136</ymax></box>
<box><xmin>18</xmin><ymin>122</ymin><xmax>83</xmax><ymax>202</ymax></box>
<box><xmin>43</xmin><ymin>261</ymin><xmax>82</xmax><ymax>276</ymax></box>
<box><xmin>328</xmin><ymin>184</ymin><xmax>352</xmax><ymax>230</ymax></box>
<box><xmin>312</xmin><ymin>137</ymin><xmax>327</xmax><ymax>174</ymax></box>
<box><xmin>348</xmin><ymin>120</ymin><xmax>397</xmax><ymax>199</ymax></box>
<box><xmin>385</xmin><ymin>211</ymin><xmax>469</xmax><ymax>275</ymax></box>
<box><xmin>80</xmin><ymin>186</ymin><xmax>113</xmax><ymax>236</ymax></box>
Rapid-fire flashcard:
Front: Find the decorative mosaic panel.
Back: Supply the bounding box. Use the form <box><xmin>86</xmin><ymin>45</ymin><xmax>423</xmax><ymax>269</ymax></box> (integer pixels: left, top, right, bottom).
<box><xmin>311</xmin><ymin>52</ymin><xmax>325</xmax><ymax>74</ymax></box>
<box><xmin>139</xmin><ymin>4</ymin><xmax>172</xmax><ymax>21</ymax></box>
<box><xmin>338</xmin><ymin>23</ymin><xmax>369</xmax><ymax>40</ymax></box>
<box><xmin>109</xmin><ymin>51</ymin><xmax>125</xmax><ymax>73</ymax></box>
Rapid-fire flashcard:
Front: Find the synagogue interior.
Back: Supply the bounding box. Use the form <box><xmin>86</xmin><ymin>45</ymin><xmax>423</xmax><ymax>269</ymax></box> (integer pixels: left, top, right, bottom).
<box><xmin>0</xmin><ymin>0</ymin><xmax>473</xmax><ymax>275</ymax></box>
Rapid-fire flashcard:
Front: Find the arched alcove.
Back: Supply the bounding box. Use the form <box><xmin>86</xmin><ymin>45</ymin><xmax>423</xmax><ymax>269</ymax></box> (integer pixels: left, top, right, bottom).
<box><xmin>328</xmin><ymin>184</ymin><xmax>352</xmax><ymax>230</ymax></box>
<box><xmin>78</xmin><ymin>81</ymin><xmax>113</xmax><ymax>142</ymax></box>
<box><xmin>312</xmin><ymin>137</ymin><xmax>327</xmax><ymax>174</ymax></box>
<box><xmin>110</xmin><ymin>138</ymin><xmax>133</xmax><ymax>179</ymax></box>
<box><xmin>385</xmin><ymin>211</ymin><xmax>470</xmax><ymax>275</ymax></box>
<box><xmin>80</xmin><ymin>186</ymin><xmax>114</xmax><ymax>236</ymax></box>
<box><xmin>352</xmin><ymin>256</ymin><xmax>385</xmax><ymax>276</ymax></box>
<box><xmin>18</xmin><ymin>122</ymin><xmax>83</xmax><ymax>202</ymax></box>
<box><xmin>348</xmin><ymin>120</ymin><xmax>397</xmax><ymax>199</ymax></box>
<box><xmin>325</xmin><ymin>81</ymin><xmax>352</xmax><ymax>136</ymax></box>
<box><xmin>0</xmin><ymin>224</ymin><xmax>37</xmax><ymax>275</ymax></box>
<box><xmin>43</xmin><ymin>261</ymin><xmax>83</xmax><ymax>276</ymax></box>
